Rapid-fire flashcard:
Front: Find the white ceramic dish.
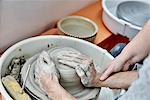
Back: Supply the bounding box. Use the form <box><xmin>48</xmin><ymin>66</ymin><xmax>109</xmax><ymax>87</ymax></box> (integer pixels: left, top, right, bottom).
<box><xmin>102</xmin><ymin>0</ymin><xmax>150</xmax><ymax>40</ymax></box>
<box><xmin>0</xmin><ymin>36</ymin><xmax>115</xmax><ymax>100</ymax></box>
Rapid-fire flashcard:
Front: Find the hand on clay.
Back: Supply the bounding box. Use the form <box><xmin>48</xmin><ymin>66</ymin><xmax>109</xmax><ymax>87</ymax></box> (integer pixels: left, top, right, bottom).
<box><xmin>57</xmin><ymin>51</ymin><xmax>91</xmax><ymax>68</ymax></box>
<box><xmin>75</xmin><ymin>64</ymin><xmax>138</xmax><ymax>89</ymax></box>
<box><xmin>39</xmin><ymin>72</ymin><xmax>60</xmax><ymax>97</ymax></box>
<box><xmin>35</xmin><ymin>51</ymin><xmax>75</xmax><ymax>100</ymax></box>
<box><xmin>57</xmin><ymin>51</ymin><xmax>98</xmax><ymax>87</ymax></box>
<box><xmin>39</xmin><ymin>72</ymin><xmax>76</xmax><ymax>100</ymax></box>
<box><xmin>75</xmin><ymin>61</ymin><xmax>99</xmax><ymax>87</ymax></box>
<box><xmin>35</xmin><ymin>51</ymin><xmax>60</xmax><ymax>88</ymax></box>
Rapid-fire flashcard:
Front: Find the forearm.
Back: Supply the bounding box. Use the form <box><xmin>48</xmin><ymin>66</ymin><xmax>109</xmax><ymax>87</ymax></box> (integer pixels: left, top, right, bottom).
<box><xmin>93</xmin><ymin>71</ymin><xmax>138</xmax><ymax>89</ymax></box>
<box><xmin>120</xmin><ymin>20</ymin><xmax>150</xmax><ymax>60</ymax></box>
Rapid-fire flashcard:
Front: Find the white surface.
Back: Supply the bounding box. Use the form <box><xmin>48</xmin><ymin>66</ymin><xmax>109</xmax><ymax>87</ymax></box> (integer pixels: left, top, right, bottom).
<box><xmin>102</xmin><ymin>0</ymin><xmax>150</xmax><ymax>40</ymax></box>
<box><xmin>0</xmin><ymin>36</ymin><xmax>114</xmax><ymax>100</ymax></box>
<box><xmin>0</xmin><ymin>0</ymin><xmax>96</xmax><ymax>52</ymax></box>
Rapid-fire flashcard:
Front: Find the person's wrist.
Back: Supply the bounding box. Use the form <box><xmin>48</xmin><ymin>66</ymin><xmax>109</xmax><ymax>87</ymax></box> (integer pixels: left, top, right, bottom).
<box><xmin>91</xmin><ymin>73</ymin><xmax>107</xmax><ymax>87</ymax></box>
<box><xmin>118</xmin><ymin>49</ymin><xmax>135</xmax><ymax>62</ymax></box>
<box><xmin>115</xmin><ymin>53</ymin><xmax>128</xmax><ymax>65</ymax></box>
<box><xmin>47</xmin><ymin>85</ymin><xmax>64</xmax><ymax>100</ymax></box>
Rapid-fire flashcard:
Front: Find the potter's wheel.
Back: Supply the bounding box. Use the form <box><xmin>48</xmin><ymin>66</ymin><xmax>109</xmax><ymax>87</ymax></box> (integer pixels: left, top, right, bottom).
<box><xmin>21</xmin><ymin>47</ymin><xmax>100</xmax><ymax>100</ymax></box>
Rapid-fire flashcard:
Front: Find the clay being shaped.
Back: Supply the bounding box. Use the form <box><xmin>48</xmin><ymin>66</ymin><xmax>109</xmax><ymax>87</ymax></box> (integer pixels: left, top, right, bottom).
<box><xmin>56</xmin><ymin>50</ymin><xmax>97</xmax><ymax>87</ymax></box>
<box><xmin>21</xmin><ymin>54</ymin><xmax>50</xmax><ymax>100</ymax></box>
<box><xmin>34</xmin><ymin>51</ymin><xmax>60</xmax><ymax>92</ymax></box>
<box><xmin>75</xmin><ymin>61</ymin><xmax>98</xmax><ymax>87</ymax></box>
<box><xmin>21</xmin><ymin>47</ymin><xmax>118</xmax><ymax>100</ymax></box>
<box><xmin>49</xmin><ymin>47</ymin><xmax>99</xmax><ymax>99</ymax></box>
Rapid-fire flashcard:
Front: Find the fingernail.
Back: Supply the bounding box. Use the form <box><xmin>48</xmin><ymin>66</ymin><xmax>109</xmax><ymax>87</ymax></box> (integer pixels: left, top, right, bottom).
<box><xmin>100</xmin><ymin>76</ymin><xmax>104</xmax><ymax>81</ymax></box>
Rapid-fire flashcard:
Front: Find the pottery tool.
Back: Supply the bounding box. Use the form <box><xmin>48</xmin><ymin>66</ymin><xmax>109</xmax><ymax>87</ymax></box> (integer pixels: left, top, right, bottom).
<box><xmin>2</xmin><ymin>75</ymin><xmax>31</xmax><ymax>100</ymax></box>
<box><xmin>21</xmin><ymin>64</ymin><xmax>31</xmax><ymax>93</ymax></box>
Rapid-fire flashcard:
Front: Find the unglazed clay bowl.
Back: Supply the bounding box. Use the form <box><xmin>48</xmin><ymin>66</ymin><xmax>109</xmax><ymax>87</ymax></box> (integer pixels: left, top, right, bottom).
<box><xmin>57</xmin><ymin>16</ymin><xmax>98</xmax><ymax>42</ymax></box>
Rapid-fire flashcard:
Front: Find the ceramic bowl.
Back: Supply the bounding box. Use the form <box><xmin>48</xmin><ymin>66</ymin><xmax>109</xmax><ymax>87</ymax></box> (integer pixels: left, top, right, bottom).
<box><xmin>57</xmin><ymin>16</ymin><xmax>98</xmax><ymax>42</ymax></box>
<box><xmin>102</xmin><ymin>0</ymin><xmax>150</xmax><ymax>40</ymax></box>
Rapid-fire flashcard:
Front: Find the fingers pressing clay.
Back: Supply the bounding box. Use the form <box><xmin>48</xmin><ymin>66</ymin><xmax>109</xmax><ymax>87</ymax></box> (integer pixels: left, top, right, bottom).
<box><xmin>75</xmin><ymin>60</ymin><xmax>97</xmax><ymax>87</ymax></box>
<box><xmin>48</xmin><ymin>47</ymin><xmax>100</xmax><ymax>99</ymax></box>
<box><xmin>35</xmin><ymin>51</ymin><xmax>60</xmax><ymax>77</ymax></box>
<box><xmin>58</xmin><ymin>59</ymin><xmax>80</xmax><ymax>68</ymax></box>
<box><xmin>76</xmin><ymin>66</ymin><xmax>91</xmax><ymax>87</ymax></box>
<box><xmin>49</xmin><ymin>47</ymin><xmax>81</xmax><ymax>69</ymax></box>
<box><xmin>39</xmin><ymin>72</ymin><xmax>59</xmax><ymax>94</ymax></box>
<box><xmin>21</xmin><ymin>47</ymin><xmax>100</xmax><ymax>100</ymax></box>
<box><xmin>34</xmin><ymin>51</ymin><xmax>60</xmax><ymax>91</ymax></box>
<box><xmin>57</xmin><ymin>49</ymin><xmax>93</xmax><ymax>70</ymax></box>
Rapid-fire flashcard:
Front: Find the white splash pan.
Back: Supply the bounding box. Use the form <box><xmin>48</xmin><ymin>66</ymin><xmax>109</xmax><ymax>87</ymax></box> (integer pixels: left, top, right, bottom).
<box><xmin>0</xmin><ymin>36</ymin><xmax>115</xmax><ymax>100</ymax></box>
<box><xmin>102</xmin><ymin>0</ymin><xmax>150</xmax><ymax>40</ymax></box>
